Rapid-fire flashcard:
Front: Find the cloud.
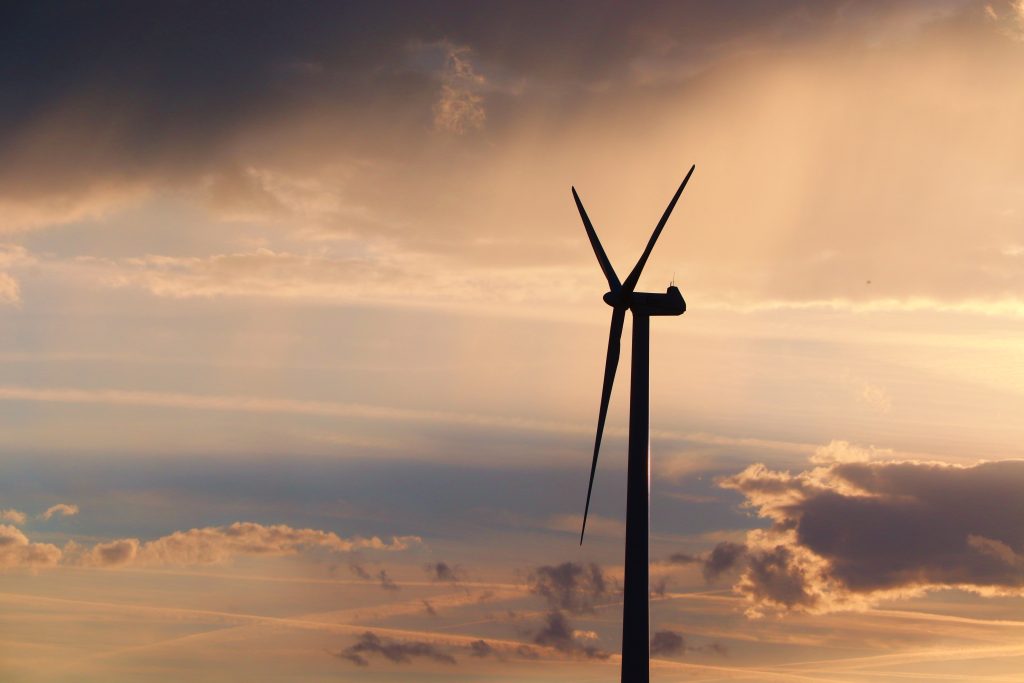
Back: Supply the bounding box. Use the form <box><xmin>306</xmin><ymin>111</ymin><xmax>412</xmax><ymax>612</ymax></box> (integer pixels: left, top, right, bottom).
<box><xmin>650</xmin><ymin>629</ymin><xmax>727</xmax><ymax>658</ymax></box>
<box><xmin>720</xmin><ymin>456</ymin><xmax>1024</xmax><ymax>615</ymax></box>
<box><xmin>702</xmin><ymin>542</ymin><xmax>748</xmax><ymax>582</ymax></box>
<box><xmin>985</xmin><ymin>0</ymin><xmax>1024</xmax><ymax>40</ymax></box>
<box><xmin>429</xmin><ymin>42</ymin><xmax>486</xmax><ymax>133</ymax></box>
<box><xmin>349</xmin><ymin>562</ymin><xmax>371</xmax><ymax>580</ymax></box>
<box><xmin>336</xmin><ymin>631</ymin><xmax>456</xmax><ymax>667</ymax></box>
<box><xmin>60</xmin><ymin>246</ymin><xmax>603</xmax><ymax>310</ymax></box>
<box><xmin>810</xmin><ymin>440</ymin><xmax>887</xmax><ymax>465</ymax></box>
<box><xmin>515</xmin><ymin>644</ymin><xmax>539</xmax><ymax>660</ymax></box>
<box><xmin>650</xmin><ymin>630</ymin><xmax>685</xmax><ymax>657</ymax></box>
<box><xmin>72</xmin><ymin>522</ymin><xmax>419</xmax><ymax>568</ymax></box>
<box><xmin>39</xmin><ymin>503</ymin><xmax>79</xmax><ymax>520</ymax></box>
<box><xmin>0</xmin><ymin>273</ymin><xmax>19</xmax><ymax>305</ymax></box>
<box><xmin>523</xmin><ymin>562</ymin><xmax>615</xmax><ymax>660</ymax></box>
<box><xmin>0</xmin><ymin>509</ymin><xmax>27</xmax><ymax>525</ymax></box>
<box><xmin>468</xmin><ymin>639</ymin><xmax>493</xmax><ymax>658</ymax></box>
<box><xmin>425</xmin><ymin>561</ymin><xmax>462</xmax><ymax>583</ymax></box>
<box><xmin>0</xmin><ymin>525</ymin><xmax>62</xmax><ymax>570</ymax></box>
<box><xmin>659</xmin><ymin>542</ymin><xmax>746</xmax><ymax>582</ymax></box>
<box><xmin>527</xmin><ymin>561</ymin><xmax>612</xmax><ymax>614</ymax></box>
<box><xmin>8</xmin><ymin>1</ymin><xmax>1024</xmax><ymax>320</ymax></box>
<box><xmin>532</xmin><ymin>610</ymin><xmax>608</xmax><ymax>660</ymax></box>
<box><xmin>86</xmin><ymin>539</ymin><xmax>138</xmax><ymax>567</ymax></box>
<box><xmin>377</xmin><ymin>569</ymin><xmax>399</xmax><ymax>591</ymax></box>
<box><xmin>667</xmin><ymin>552</ymin><xmax>700</xmax><ymax>565</ymax></box>
<box><xmin>422</xmin><ymin>599</ymin><xmax>437</xmax><ymax>617</ymax></box>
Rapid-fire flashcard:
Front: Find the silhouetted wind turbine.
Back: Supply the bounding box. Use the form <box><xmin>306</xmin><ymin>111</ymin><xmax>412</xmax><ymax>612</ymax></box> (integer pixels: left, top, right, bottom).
<box><xmin>574</xmin><ymin>166</ymin><xmax>693</xmax><ymax>683</ymax></box>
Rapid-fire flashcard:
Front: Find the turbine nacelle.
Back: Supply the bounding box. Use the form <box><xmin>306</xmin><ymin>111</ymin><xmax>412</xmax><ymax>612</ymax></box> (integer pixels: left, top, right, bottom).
<box><xmin>603</xmin><ymin>285</ymin><xmax>686</xmax><ymax>316</ymax></box>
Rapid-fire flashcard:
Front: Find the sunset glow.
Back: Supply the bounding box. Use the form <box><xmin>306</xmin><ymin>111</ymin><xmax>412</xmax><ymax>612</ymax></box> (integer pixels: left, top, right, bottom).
<box><xmin>2</xmin><ymin>2</ymin><xmax>1024</xmax><ymax>681</ymax></box>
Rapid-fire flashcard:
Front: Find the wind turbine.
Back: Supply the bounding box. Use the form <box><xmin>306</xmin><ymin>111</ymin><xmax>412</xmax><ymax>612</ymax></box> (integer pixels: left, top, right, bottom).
<box><xmin>574</xmin><ymin>165</ymin><xmax>694</xmax><ymax>683</ymax></box>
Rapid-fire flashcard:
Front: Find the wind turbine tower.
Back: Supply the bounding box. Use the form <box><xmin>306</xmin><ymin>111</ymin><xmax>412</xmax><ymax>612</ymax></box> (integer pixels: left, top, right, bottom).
<box><xmin>574</xmin><ymin>165</ymin><xmax>694</xmax><ymax>683</ymax></box>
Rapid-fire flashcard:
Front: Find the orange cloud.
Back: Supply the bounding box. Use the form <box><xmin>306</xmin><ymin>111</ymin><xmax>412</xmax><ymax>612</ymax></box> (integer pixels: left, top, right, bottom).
<box><xmin>0</xmin><ymin>525</ymin><xmax>62</xmax><ymax>570</ymax></box>
<box><xmin>71</xmin><ymin>521</ymin><xmax>420</xmax><ymax>568</ymax></box>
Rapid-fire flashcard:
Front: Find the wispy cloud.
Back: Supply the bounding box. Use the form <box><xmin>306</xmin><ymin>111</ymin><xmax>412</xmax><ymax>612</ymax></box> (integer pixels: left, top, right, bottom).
<box><xmin>68</xmin><ymin>521</ymin><xmax>419</xmax><ymax>568</ymax></box>
<box><xmin>39</xmin><ymin>503</ymin><xmax>79</xmax><ymax>521</ymax></box>
<box><xmin>0</xmin><ymin>509</ymin><xmax>27</xmax><ymax>525</ymax></box>
<box><xmin>0</xmin><ymin>273</ymin><xmax>20</xmax><ymax>305</ymax></box>
<box><xmin>649</xmin><ymin>630</ymin><xmax>725</xmax><ymax>658</ymax></box>
<box><xmin>430</xmin><ymin>42</ymin><xmax>487</xmax><ymax>134</ymax></box>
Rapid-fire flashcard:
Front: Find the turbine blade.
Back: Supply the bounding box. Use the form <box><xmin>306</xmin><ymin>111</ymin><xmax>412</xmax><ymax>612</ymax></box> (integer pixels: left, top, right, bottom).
<box><xmin>581</xmin><ymin>305</ymin><xmax>626</xmax><ymax>545</ymax></box>
<box><xmin>573</xmin><ymin>187</ymin><xmax>621</xmax><ymax>292</ymax></box>
<box><xmin>622</xmin><ymin>165</ymin><xmax>695</xmax><ymax>293</ymax></box>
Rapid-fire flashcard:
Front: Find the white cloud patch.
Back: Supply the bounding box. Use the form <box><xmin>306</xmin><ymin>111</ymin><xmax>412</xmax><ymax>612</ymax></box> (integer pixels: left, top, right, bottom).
<box><xmin>39</xmin><ymin>503</ymin><xmax>79</xmax><ymax>520</ymax></box>
<box><xmin>810</xmin><ymin>440</ymin><xmax>890</xmax><ymax>465</ymax></box>
<box><xmin>0</xmin><ymin>525</ymin><xmax>62</xmax><ymax>570</ymax></box>
<box><xmin>70</xmin><ymin>521</ymin><xmax>420</xmax><ymax>568</ymax></box>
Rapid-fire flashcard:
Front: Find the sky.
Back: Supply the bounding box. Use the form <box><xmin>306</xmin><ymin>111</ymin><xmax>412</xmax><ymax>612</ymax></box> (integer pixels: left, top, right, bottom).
<box><xmin>2</xmin><ymin>1</ymin><xmax>1024</xmax><ymax>681</ymax></box>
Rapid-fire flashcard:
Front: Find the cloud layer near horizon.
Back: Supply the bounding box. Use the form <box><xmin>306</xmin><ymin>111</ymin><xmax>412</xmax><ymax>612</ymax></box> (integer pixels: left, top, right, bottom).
<box><xmin>0</xmin><ymin>521</ymin><xmax>418</xmax><ymax>570</ymax></box>
<box><xmin>720</xmin><ymin>451</ymin><xmax>1024</xmax><ymax>614</ymax></box>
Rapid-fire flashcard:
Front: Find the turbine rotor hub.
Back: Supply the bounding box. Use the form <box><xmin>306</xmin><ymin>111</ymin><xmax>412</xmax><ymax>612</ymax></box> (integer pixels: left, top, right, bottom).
<box><xmin>603</xmin><ymin>290</ymin><xmax>628</xmax><ymax>307</ymax></box>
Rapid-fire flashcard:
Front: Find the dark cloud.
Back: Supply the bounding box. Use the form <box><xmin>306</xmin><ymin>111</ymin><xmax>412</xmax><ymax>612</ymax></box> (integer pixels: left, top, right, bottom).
<box><xmin>422</xmin><ymin>599</ymin><xmax>437</xmax><ymax>617</ymax></box>
<box><xmin>527</xmin><ymin>561</ymin><xmax>611</xmax><ymax>614</ymax></box>
<box><xmin>377</xmin><ymin>568</ymin><xmax>399</xmax><ymax>591</ymax></box>
<box><xmin>743</xmin><ymin>546</ymin><xmax>815</xmax><ymax>610</ymax></box>
<box><xmin>705</xmin><ymin>642</ymin><xmax>729</xmax><ymax>656</ymax></box>
<box><xmin>532</xmin><ymin>611</ymin><xmax>608</xmax><ymax>660</ymax></box>
<box><xmin>425</xmin><ymin>560</ymin><xmax>462</xmax><ymax>583</ymax></box>
<box><xmin>650</xmin><ymin>630</ymin><xmax>685</xmax><ymax>657</ymax></box>
<box><xmin>515</xmin><ymin>644</ymin><xmax>539</xmax><ymax>660</ymax></box>
<box><xmin>337</xmin><ymin>631</ymin><xmax>455</xmax><ymax>667</ymax></box>
<box><xmin>721</xmin><ymin>458</ymin><xmax>1024</xmax><ymax>614</ymax></box>
<box><xmin>651</xmin><ymin>576</ymin><xmax>669</xmax><ymax>598</ymax></box>
<box><xmin>650</xmin><ymin>629</ymin><xmax>727</xmax><ymax>658</ymax></box>
<box><xmin>702</xmin><ymin>542</ymin><xmax>747</xmax><ymax>582</ymax></box>
<box><xmin>667</xmin><ymin>552</ymin><xmax>700</xmax><ymax>565</ymax></box>
<box><xmin>659</xmin><ymin>543</ymin><xmax>746</xmax><ymax>583</ymax></box>
<box><xmin>90</xmin><ymin>539</ymin><xmax>137</xmax><ymax>566</ymax></box>
<box><xmin>468</xmin><ymin>639</ymin><xmax>493</xmax><ymax>658</ymax></box>
<box><xmin>349</xmin><ymin>562</ymin><xmax>371</xmax><ymax>580</ymax></box>
<box><xmin>0</xmin><ymin>0</ymin><xmax>968</xmax><ymax>237</ymax></box>
<box><xmin>0</xmin><ymin>0</ymin><xmax>885</xmax><ymax>134</ymax></box>
<box><xmin>350</xmin><ymin>562</ymin><xmax>399</xmax><ymax>590</ymax></box>
<box><xmin>4</xmin><ymin>0</ymin><xmax>1018</xmax><ymax>316</ymax></box>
